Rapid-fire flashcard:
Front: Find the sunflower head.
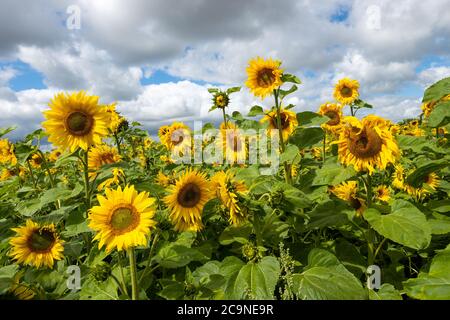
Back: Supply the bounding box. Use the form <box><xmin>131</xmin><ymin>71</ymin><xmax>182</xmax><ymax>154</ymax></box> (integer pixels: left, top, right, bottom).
<box><xmin>333</xmin><ymin>78</ymin><xmax>360</xmax><ymax>105</ymax></box>
<box><xmin>245</xmin><ymin>57</ymin><xmax>283</xmax><ymax>99</ymax></box>
<box><xmin>164</xmin><ymin>169</ymin><xmax>213</xmax><ymax>232</ymax></box>
<box><xmin>211</xmin><ymin>170</ymin><xmax>248</xmax><ymax>226</ymax></box>
<box><xmin>374</xmin><ymin>185</ymin><xmax>390</xmax><ymax>202</ymax></box>
<box><xmin>88</xmin><ymin>145</ymin><xmax>121</xmax><ymax>177</ymax></box>
<box><xmin>330</xmin><ymin>181</ymin><xmax>366</xmax><ymax>216</ymax></box>
<box><xmin>213</xmin><ymin>91</ymin><xmax>230</xmax><ymax>109</ymax></box>
<box><xmin>89</xmin><ymin>185</ymin><xmax>156</xmax><ymax>252</ymax></box>
<box><xmin>29</xmin><ymin>153</ymin><xmax>44</xmax><ymax>169</ymax></box>
<box><xmin>42</xmin><ymin>91</ymin><xmax>110</xmax><ymax>152</ymax></box>
<box><xmin>318</xmin><ymin>102</ymin><xmax>343</xmax><ymax>134</ymax></box>
<box><xmin>260</xmin><ymin>108</ymin><xmax>298</xmax><ymax>141</ymax></box>
<box><xmin>164</xmin><ymin>122</ymin><xmax>192</xmax><ymax>154</ymax></box>
<box><xmin>0</xmin><ymin>139</ymin><xmax>17</xmax><ymax>165</ymax></box>
<box><xmin>219</xmin><ymin>127</ymin><xmax>248</xmax><ymax>165</ymax></box>
<box><xmin>9</xmin><ymin>220</ymin><xmax>64</xmax><ymax>268</ymax></box>
<box><xmin>103</xmin><ymin>103</ymin><xmax>122</xmax><ymax>133</ymax></box>
<box><xmin>336</xmin><ymin>115</ymin><xmax>400</xmax><ymax>174</ymax></box>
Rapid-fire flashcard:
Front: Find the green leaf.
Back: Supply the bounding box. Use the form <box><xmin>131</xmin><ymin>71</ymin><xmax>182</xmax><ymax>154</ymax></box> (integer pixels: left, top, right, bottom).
<box><xmin>279</xmin><ymin>84</ymin><xmax>298</xmax><ymax>99</ymax></box>
<box><xmin>292</xmin><ymin>249</ymin><xmax>367</xmax><ymax>300</ymax></box>
<box><xmin>289</xmin><ymin>127</ymin><xmax>324</xmax><ymax>149</ymax></box>
<box><xmin>308</xmin><ymin>200</ymin><xmax>353</xmax><ymax>228</ymax></box>
<box><xmin>62</xmin><ymin>210</ymin><xmax>92</xmax><ymax>237</ymax></box>
<box><xmin>280</xmin><ymin>144</ymin><xmax>299</xmax><ymax>164</ymax></box>
<box><xmin>422</xmin><ymin>76</ymin><xmax>450</xmax><ymax>103</ymax></box>
<box><xmin>0</xmin><ymin>265</ymin><xmax>18</xmax><ymax>294</ymax></box>
<box><xmin>208</xmin><ymin>88</ymin><xmax>219</xmax><ymax>93</ymax></box>
<box><xmin>427</xmin><ymin>101</ymin><xmax>450</xmax><ymax>127</ymax></box>
<box><xmin>224</xmin><ymin>256</ymin><xmax>281</xmax><ymax>299</ymax></box>
<box><xmin>403</xmin><ymin>246</ymin><xmax>450</xmax><ymax>299</ymax></box>
<box><xmin>369</xmin><ymin>284</ymin><xmax>403</xmax><ymax>300</ymax></box>
<box><xmin>226</xmin><ymin>86</ymin><xmax>241</xmax><ymax>94</ymax></box>
<box><xmin>364</xmin><ymin>200</ymin><xmax>431</xmax><ymax>250</ymax></box>
<box><xmin>80</xmin><ymin>276</ymin><xmax>119</xmax><ymax>300</ymax></box>
<box><xmin>158</xmin><ymin>281</ymin><xmax>185</xmax><ymax>300</ymax></box>
<box><xmin>247</xmin><ymin>105</ymin><xmax>265</xmax><ymax>117</ymax></box>
<box><xmin>281</xmin><ymin>73</ymin><xmax>302</xmax><ymax>84</ymax></box>
<box><xmin>296</xmin><ymin>111</ymin><xmax>328</xmax><ymax>127</ymax></box>
<box><xmin>0</xmin><ymin>126</ymin><xmax>16</xmax><ymax>138</ymax></box>
<box><xmin>405</xmin><ymin>160</ymin><xmax>448</xmax><ymax>188</ymax></box>
<box><xmin>219</xmin><ymin>224</ymin><xmax>252</xmax><ymax>245</ymax></box>
<box><xmin>231</xmin><ymin>111</ymin><xmax>244</xmax><ymax>121</ymax></box>
<box><xmin>279</xmin><ymin>183</ymin><xmax>312</xmax><ymax>209</ymax></box>
<box><xmin>312</xmin><ymin>164</ymin><xmax>356</xmax><ymax>186</ymax></box>
<box><xmin>208</xmin><ymin>105</ymin><xmax>218</xmax><ymax>112</ymax></box>
<box><xmin>353</xmin><ymin>99</ymin><xmax>373</xmax><ymax>109</ymax></box>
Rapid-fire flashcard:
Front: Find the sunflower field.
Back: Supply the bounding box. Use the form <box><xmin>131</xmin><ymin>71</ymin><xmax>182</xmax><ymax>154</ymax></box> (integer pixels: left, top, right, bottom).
<box><xmin>0</xmin><ymin>57</ymin><xmax>449</xmax><ymax>301</ymax></box>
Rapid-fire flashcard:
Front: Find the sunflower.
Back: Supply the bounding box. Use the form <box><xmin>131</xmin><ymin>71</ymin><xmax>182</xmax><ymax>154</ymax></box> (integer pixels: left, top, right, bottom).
<box><xmin>219</xmin><ymin>127</ymin><xmax>247</xmax><ymax>164</ymax></box>
<box><xmin>421</xmin><ymin>101</ymin><xmax>437</xmax><ymax>117</ymax></box>
<box><xmin>260</xmin><ymin>108</ymin><xmax>298</xmax><ymax>142</ymax></box>
<box><xmin>103</xmin><ymin>103</ymin><xmax>122</xmax><ymax>133</ymax></box>
<box><xmin>219</xmin><ymin>121</ymin><xmax>237</xmax><ymax>130</ymax></box>
<box><xmin>333</xmin><ymin>78</ymin><xmax>360</xmax><ymax>105</ymax></box>
<box><xmin>89</xmin><ymin>185</ymin><xmax>156</xmax><ymax>252</ymax></box>
<box><xmin>0</xmin><ymin>139</ymin><xmax>17</xmax><ymax>165</ymax></box>
<box><xmin>213</xmin><ymin>91</ymin><xmax>230</xmax><ymax>109</ymax></box>
<box><xmin>164</xmin><ymin>169</ymin><xmax>213</xmax><ymax>232</ymax></box>
<box><xmin>143</xmin><ymin>137</ymin><xmax>153</xmax><ymax>150</ymax></box>
<box><xmin>1</xmin><ymin>167</ymin><xmax>26</xmax><ymax>181</ymax></box>
<box><xmin>245</xmin><ymin>57</ymin><xmax>283</xmax><ymax>99</ymax></box>
<box><xmin>374</xmin><ymin>185</ymin><xmax>390</xmax><ymax>202</ymax></box>
<box><xmin>48</xmin><ymin>149</ymin><xmax>63</xmax><ymax>162</ymax></box>
<box><xmin>158</xmin><ymin>125</ymin><xmax>171</xmax><ymax>146</ymax></box>
<box><xmin>330</xmin><ymin>181</ymin><xmax>366</xmax><ymax>216</ymax></box>
<box><xmin>42</xmin><ymin>91</ymin><xmax>110</xmax><ymax>152</ymax></box>
<box><xmin>318</xmin><ymin>103</ymin><xmax>343</xmax><ymax>134</ymax></box>
<box><xmin>88</xmin><ymin>145</ymin><xmax>121</xmax><ymax>177</ymax></box>
<box><xmin>156</xmin><ymin>171</ymin><xmax>172</xmax><ymax>187</ymax></box>
<box><xmin>29</xmin><ymin>153</ymin><xmax>44</xmax><ymax>169</ymax></box>
<box><xmin>9</xmin><ymin>220</ymin><xmax>64</xmax><ymax>268</ymax></box>
<box><xmin>165</xmin><ymin>122</ymin><xmax>192</xmax><ymax>154</ymax></box>
<box><xmin>211</xmin><ymin>171</ymin><xmax>248</xmax><ymax>226</ymax></box>
<box><xmin>404</xmin><ymin>172</ymin><xmax>440</xmax><ymax>200</ymax></box>
<box><xmin>336</xmin><ymin>115</ymin><xmax>400</xmax><ymax>174</ymax></box>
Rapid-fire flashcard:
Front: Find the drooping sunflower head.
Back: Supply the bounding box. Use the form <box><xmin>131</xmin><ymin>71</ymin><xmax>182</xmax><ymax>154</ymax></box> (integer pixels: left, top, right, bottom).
<box><xmin>164</xmin><ymin>169</ymin><xmax>213</xmax><ymax>232</ymax></box>
<box><xmin>374</xmin><ymin>185</ymin><xmax>390</xmax><ymax>202</ymax></box>
<box><xmin>89</xmin><ymin>185</ymin><xmax>157</xmax><ymax>252</ymax></box>
<box><xmin>0</xmin><ymin>139</ymin><xmax>17</xmax><ymax>165</ymax></box>
<box><xmin>42</xmin><ymin>91</ymin><xmax>110</xmax><ymax>152</ymax></box>
<box><xmin>88</xmin><ymin>145</ymin><xmax>121</xmax><ymax>177</ymax></box>
<box><xmin>245</xmin><ymin>57</ymin><xmax>283</xmax><ymax>99</ymax></box>
<box><xmin>421</xmin><ymin>101</ymin><xmax>437</xmax><ymax>117</ymax></box>
<box><xmin>9</xmin><ymin>220</ymin><xmax>64</xmax><ymax>268</ymax></box>
<box><xmin>211</xmin><ymin>170</ymin><xmax>248</xmax><ymax>226</ymax></box>
<box><xmin>404</xmin><ymin>172</ymin><xmax>440</xmax><ymax>200</ymax></box>
<box><xmin>330</xmin><ymin>181</ymin><xmax>366</xmax><ymax>216</ymax></box>
<box><xmin>260</xmin><ymin>108</ymin><xmax>298</xmax><ymax>141</ymax></box>
<box><xmin>333</xmin><ymin>78</ymin><xmax>360</xmax><ymax>105</ymax></box>
<box><xmin>213</xmin><ymin>91</ymin><xmax>230</xmax><ymax>109</ymax></box>
<box><xmin>318</xmin><ymin>102</ymin><xmax>343</xmax><ymax>134</ymax></box>
<box><xmin>336</xmin><ymin>115</ymin><xmax>400</xmax><ymax>174</ymax></box>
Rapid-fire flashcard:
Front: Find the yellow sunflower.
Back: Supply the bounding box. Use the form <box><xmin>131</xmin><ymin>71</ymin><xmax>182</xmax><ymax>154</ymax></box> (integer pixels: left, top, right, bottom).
<box><xmin>219</xmin><ymin>121</ymin><xmax>237</xmax><ymax>130</ymax></box>
<box><xmin>165</xmin><ymin>122</ymin><xmax>192</xmax><ymax>154</ymax></box>
<box><xmin>42</xmin><ymin>91</ymin><xmax>110</xmax><ymax>152</ymax></box>
<box><xmin>0</xmin><ymin>139</ymin><xmax>17</xmax><ymax>165</ymax></box>
<box><xmin>318</xmin><ymin>103</ymin><xmax>343</xmax><ymax>134</ymax></box>
<box><xmin>404</xmin><ymin>172</ymin><xmax>440</xmax><ymax>200</ymax></box>
<box><xmin>103</xmin><ymin>103</ymin><xmax>122</xmax><ymax>133</ymax></box>
<box><xmin>260</xmin><ymin>108</ymin><xmax>298</xmax><ymax>142</ymax></box>
<box><xmin>88</xmin><ymin>145</ymin><xmax>121</xmax><ymax>178</ymax></box>
<box><xmin>333</xmin><ymin>78</ymin><xmax>360</xmax><ymax>105</ymax></box>
<box><xmin>89</xmin><ymin>185</ymin><xmax>157</xmax><ymax>252</ymax></box>
<box><xmin>8</xmin><ymin>275</ymin><xmax>36</xmax><ymax>300</ymax></box>
<box><xmin>48</xmin><ymin>149</ymin><xmax>63</xmax><ymax>162</ymax></box>
<box><xmin>158</xmin><ymin>125</ymin><xmax>171</xmax><ymax>146</ymax></box>
<box><xmin>29</xmin><ymin>153</ymin><xmax>44</xmax><ymax>169</ymax></box>
<box><xmin>9</xmin><ymin>220</ymin><xmax>64</xmax><ymax>268</ymax></box>
<box><xmin>156</xmin><ymin>171</ymin><xmax>172</xmax><ymax>187</ymax></box>
<box><xmin>374</xmin><ymin>185</ymin><xmax>390</xmax><ymax>202</ymax></box>
<box><xmin>143</xmin><ymin>137</ymin><xmax>153</xmax><ymax>150</ymax></box>
<box><xmin>213</xmin><ymin>92</ymin><xmax>230</xmax><ymax>109</ymax></box>
<box><xmin>245</xmin><ymin>57</ymin><xmax>283</xmax><ymax>99</ymax></box>
<box><xmin>211</xmin><ymin>171</ymin><xmax>248</xmax><ymax>226</ymax></box>
<box><xmin>219</xmin><ymin>127</ymin><xmax>247</xmax><ymax>165</ymax></box>
<box><xmin>330</xmin><ymin>181</ymin><xmax>366</xmax><ymax>216</ymax></box>
<box><xmin>1</xmin><ymin>167</ymin><xmax>26</xmax><ymax>181</ymax></box>
<box><xmin>164</xmin><ymin>169</ymin><xmax>213</xmax><ymax>232</ymax></box>
<box><xmin>421</xmin><ymin>101</ymin><xmax>437</xmax><ymax>117</ymax></box>
<box><xmin>336</xmin><ymin>115</ymin><xmax>400</xmax><ymax>174</ymax></box>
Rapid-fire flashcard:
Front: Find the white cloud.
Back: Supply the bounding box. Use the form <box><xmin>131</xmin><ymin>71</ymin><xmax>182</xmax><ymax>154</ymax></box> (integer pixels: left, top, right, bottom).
<box><xmin>417</xmin><ymin>66</ymin><xmax>450</xmax><ymax>88</ymax></box>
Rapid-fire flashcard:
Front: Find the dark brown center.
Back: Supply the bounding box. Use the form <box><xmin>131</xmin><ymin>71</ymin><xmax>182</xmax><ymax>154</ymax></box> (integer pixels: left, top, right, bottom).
<box><xmin>257</xmin><ymin>68</ymin><xmax>276</xmax><ymax>87</ymax></box>
<box><xmin>177</xmin><ymin>183</ymin><xmax>201</xmax><ymax>208</ymax></box>
<box><xmin>324</xmin><ymin>110</ymin><xmax>340</xmax><ymax>126</ymax></box>
<box><xmin>349</xmin><ymin>197</ymin><xmax>362</xmax><ymax>210</ymax></box>
<box><xmin>340</xmin><ymin>86</ymin><xmax>353</xmax><ymax>98</ymax></box>
<box><xmin>66</xmin><ymin>111</ymin><xmax>93</xmax><ymax>136</ymax></box>
<box><xmin>27</xmin><ymin>228</ymin><xmax>56</xmax><ymax>253</ymax></box>
<box><xmin>348</xmin><ymin>127</ymin><xmax>382</xmax><ymax>158</ymax></box>
<box><xmin>110</xmin><ymin>206</ymin><xmax>139</xmax><ymax>234</ymax></box>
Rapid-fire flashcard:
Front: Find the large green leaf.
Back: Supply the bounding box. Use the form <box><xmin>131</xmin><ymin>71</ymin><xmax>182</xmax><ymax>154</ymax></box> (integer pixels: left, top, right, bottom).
<box><xmin>223</xmin><ymin>256</ymin><xmax>280</xmax><ymax>300</ymax></box>
<box><xmin>292</xmin><ymin>249</ymin><xmax>367</xmax><ymax>300</ymax></box>
<box><xmin>427</xmin><ymin>101</ymin><xmax>450</xmax><ymax>127</ymax></box>
<box><xmin>403</xmin><ymin>246</ymin><xmax>450</xmax><ymax>299</ymax></box>
<box><xmin>405</xmin><ymin>160</ymin><xmax>448</xmax><ymax>188</ymax></box>
<box><xmin>296</xmin><ymin>112</ymin><xmax>328</xmax><ymax>127</ymax></box>
<box><xmin>422</xmin><ymin>77</ymin><xmax>450</xmax><ymax>103</ymax></box>
<box><xmin>289</xmin><ymin>127</ymin><xmax>324</xmax><ymax>149</ymax></box>
<box><xmin>312</xmin><ymin>164</ymin><xmax>356</xmax><ymax>186</ymax></box>
<box><xmin>307</xmin><ymin>200</ymin><xmax>353</xmax><ymax>229</ymax></box>
<box><xmin>0</xmin><ymin>265</ymin><xmax>18</xmax><ymax>294</ymax></box>
<box><xmin>364</xmin><ymin>200</ymin><xmax>431</xmax><ymax>250</ymax></box>
<box><xmin>369</xmin><ymin>284</ymin><xmax>403</xmax><ymax>300</ymax></box>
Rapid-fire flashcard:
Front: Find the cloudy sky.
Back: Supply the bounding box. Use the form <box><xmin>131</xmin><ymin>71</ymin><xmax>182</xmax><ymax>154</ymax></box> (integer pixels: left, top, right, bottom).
<box><xmin>1</xmin><ymin>0</ymin><xmax>449</xmax><ymax>140</ymax></box>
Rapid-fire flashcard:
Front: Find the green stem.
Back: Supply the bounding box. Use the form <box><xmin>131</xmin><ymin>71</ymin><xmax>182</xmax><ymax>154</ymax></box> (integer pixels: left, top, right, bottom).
<box><xmin>139</xmin><ymin>232</ymin><xmax>160</xmax><ymax>283</ymax></box>
<box><xmin>436</xmin><ymin>127</ymin><xmax>440</xmax><ymax>139</ymax></box>
<box><xmin>350</xmin><ymin>105</ymin><xmax>355</xmax><ymax>117</ymax></box>
<box><xmin>274</xmin><ymin>89</ymin><xmax>292</xmax><ymax>185</ymax></box>
<box><xmin>128</xmin><ymin>248</ymin><xmax>139</xmax><ymax>300</ymax></box>
<box><xmin>221</xmin><ymin>107</ymin><xmax>228</xmax><ymax>128</ymax></box>
<box><xmin>117</xmin><ymin>252</ymin><xmax>129</xmax><ymax>298</ymax></box>
<box><xmin>111</xmin><ymin>274</ymin><xmax>128</xmax><ymax>297</ymax></box>
<box><xmin>37</xmin><ymin>150</ymin><xmax>60</xmax><ymax>209</ymax></box>
<box><xmin>82</xmin><ymin>149</ymin><xmax>91</xmax><ymax>209</ymax></box>
<box><xmin>26</xmin><ymin>161</ymin><xmax>38</xmax><ymax>190</ymax></box>
<box><xmin>374</xmin><ymin>237</ymin><xmax>387</xmax><ymax>261</ymax></box>
<box><xmin>114</xmin><ymin>132</ymin><xmax>122</xmax><ymax>156</ymax></box>
<box><xmin>322</xmin><ymin>135</ymin><xmax>326</xmax><ymax>164</ymax></box>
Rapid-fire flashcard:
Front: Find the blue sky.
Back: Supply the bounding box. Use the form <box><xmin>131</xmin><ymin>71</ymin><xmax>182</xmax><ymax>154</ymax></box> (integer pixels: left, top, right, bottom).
<box><xmin>0</xmin><ymin>0</ymin><xmax>449</xmax><ymax>140</ymax></box>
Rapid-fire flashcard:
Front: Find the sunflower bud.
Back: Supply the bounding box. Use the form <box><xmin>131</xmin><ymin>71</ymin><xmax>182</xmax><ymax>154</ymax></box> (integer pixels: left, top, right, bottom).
<box><xmin>91</xmin><ymin>262</ymin><xmax>112</xmax><ymax>282</ymax></box>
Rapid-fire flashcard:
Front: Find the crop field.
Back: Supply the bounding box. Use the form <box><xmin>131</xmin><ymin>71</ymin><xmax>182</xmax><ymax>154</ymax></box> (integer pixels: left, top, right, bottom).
<box><xmin>0</xmin><ymin>57</ymin><xmax>449</xmax><ymax>301</ymax></box>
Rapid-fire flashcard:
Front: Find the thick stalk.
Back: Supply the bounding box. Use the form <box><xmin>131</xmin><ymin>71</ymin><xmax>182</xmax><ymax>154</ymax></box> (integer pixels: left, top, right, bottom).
<box><xmin>274</xmin><ymin>89</ymin><xmax>292</xmax><ymax>184</ymax></box>
<box><xmin>350</xmin><ymin>105</ymin><xmax>355</xmax><ymax>116</ymax></box>
<box><xmin>114</xmin><ymin>132</ymin><xmax>122</xmax><ymax>156</ymax></box>
<box><xmin>221</xmin><ymin>107</ymin><xmax>228</xmax><ymax>128</ymax></box>
<box><xmin>128</xmin><ymin>248</ymin><xmax>139</xmax><ymax>300</ymax></box>
<box><xmin>82</xmin><ymin>149</ymin><xmax>91</xmax><ymax>209</ymax></box>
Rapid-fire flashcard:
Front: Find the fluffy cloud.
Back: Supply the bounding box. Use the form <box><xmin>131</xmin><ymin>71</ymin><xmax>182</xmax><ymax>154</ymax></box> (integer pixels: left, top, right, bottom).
<box><xmin>418</xmin><ymin>66</ymin><xmax>450</xmax><ymax>88</ymax></box>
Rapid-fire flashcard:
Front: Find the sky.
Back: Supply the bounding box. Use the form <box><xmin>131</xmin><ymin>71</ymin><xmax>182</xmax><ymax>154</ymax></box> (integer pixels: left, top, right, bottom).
<box><xmin>0</xmin><ymin>0</ymin><xmax>450</xmax><ymax>140</ymax></box>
